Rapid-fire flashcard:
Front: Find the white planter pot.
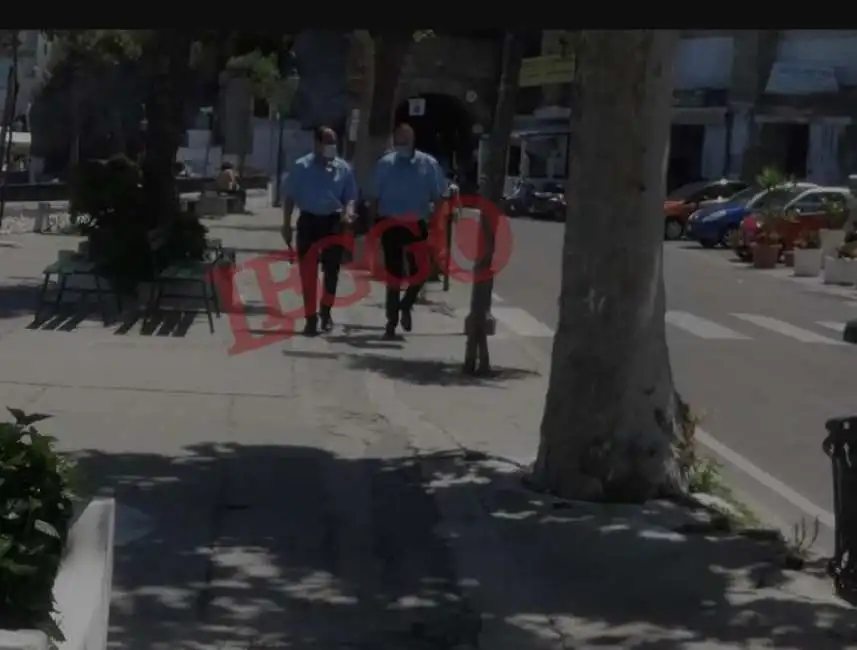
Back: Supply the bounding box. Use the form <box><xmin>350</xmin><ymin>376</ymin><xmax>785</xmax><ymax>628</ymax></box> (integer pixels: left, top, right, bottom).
<box><xmin>793</xmin><ymin>248</ymin><xmax>823</xmax><ymax>277</ymax></box>
<box><xmin>823</xmin><ymin>256</ymin><xmax>857</xmax><ymax>285</ymax></box>
<box><xmin>821</xmin><ymin>229</ymin><xmax>846</xmax><ymax>261</ymax></box>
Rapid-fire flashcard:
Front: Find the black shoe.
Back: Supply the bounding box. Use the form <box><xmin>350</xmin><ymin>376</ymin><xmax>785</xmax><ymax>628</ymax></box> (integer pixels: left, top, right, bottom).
<box><xmin>320</xmin><ymin>311</ymin><xmax>334</xmax><ymax>332</ymax></box>
<box><xmin>400</xmin><ymin>307</ymin><xmax>412</xmax><ymax>332</ymax></box>
<box><xmin>303</xmin><ymin>318</ymin><xmax>319</xmax><ymax>337</ymax></box>
<box><xmin>382</xmin><ymin>323</ymin><xmax>397</xmax><ymax>340</ymax></box>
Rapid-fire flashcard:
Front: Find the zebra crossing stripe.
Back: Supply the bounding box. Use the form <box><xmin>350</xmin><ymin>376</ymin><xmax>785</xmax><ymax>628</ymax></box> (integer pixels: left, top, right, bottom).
<box><xmin>732</xmin><ymin>313</ymin><xmax>845</xmax><ymax>345</ymax></box>
<box><xmin>665</xmin><ymin>311</ymin><xmax>749</xmax><ymax>340</ymax></box>
<box><xmin>817</xmin><ymin>321</ymin><xmax>845</xmax><ymax>334</ymax></box>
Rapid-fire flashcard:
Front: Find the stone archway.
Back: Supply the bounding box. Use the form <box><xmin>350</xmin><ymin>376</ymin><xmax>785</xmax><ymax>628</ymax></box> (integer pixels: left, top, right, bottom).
<box><xmin>394</xmin><ymin>93</ymin><xmax>477</xmax><ymax>187</ymax></box>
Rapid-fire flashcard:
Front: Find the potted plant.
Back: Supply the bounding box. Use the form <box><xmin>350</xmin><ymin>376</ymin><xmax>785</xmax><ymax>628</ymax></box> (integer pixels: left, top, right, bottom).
<box><xmin>820</xmin><ymin>195</ymin><xmax>849</xmax><ymax>262</ymax></box>
<box><xmin>750</xmin><ymin>216</ymin><xmax>782</xmax><ymax>269</ymax></box>
<box><xmin>793</xmin><ymin>230</ymin><xmax>823</xmax><ymax>277</ymax></box>
<box><xmin>0</xmin><ymin>409</ymin><xmax>75</xmax><ymax>644</ymax></box>
<box><xmin>824</xmin><ymin>229</ymin><xmax>857</xmax><ymax>285</ymax></box>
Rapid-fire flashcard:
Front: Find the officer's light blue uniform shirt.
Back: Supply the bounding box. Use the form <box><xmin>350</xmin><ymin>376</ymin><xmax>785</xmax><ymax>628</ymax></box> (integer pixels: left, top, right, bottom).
<box><xmin>369</xmin><ymin>150</ymin><xmax>447</xmax><ymax>220</ymax></box>
<box><xmin>282</xmin><ymin>153</ymin><xmax>357</xmax><ymax>215</ymax></box>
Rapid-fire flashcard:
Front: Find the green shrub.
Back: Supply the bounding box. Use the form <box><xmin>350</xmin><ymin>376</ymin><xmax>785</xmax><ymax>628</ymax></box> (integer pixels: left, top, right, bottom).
<box><xmin>0</xmin><ymin>408</ymin><xmax>75</xmax><ymax>642</ymax></box>
<box><xmin>70</xmin><ymin>153</ymin><xmax>209</xmax><ymax>291</ymax></box>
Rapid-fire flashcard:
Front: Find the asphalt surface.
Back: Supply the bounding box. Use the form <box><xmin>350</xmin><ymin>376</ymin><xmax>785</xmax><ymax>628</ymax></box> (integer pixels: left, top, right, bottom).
<box><xmin>492</xmin><ymin>216</ymin><xmax>857</xmax><ymax>552</ymax></box>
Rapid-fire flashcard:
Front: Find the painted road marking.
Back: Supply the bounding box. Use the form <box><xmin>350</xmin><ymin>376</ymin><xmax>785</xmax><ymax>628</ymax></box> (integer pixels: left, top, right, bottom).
<box><xmin>817</xmin><ymin>320</ymin><xmax>845</xmax><ymax>334</ymax></box>
<box><xmin>695</xmin><ymin>427</ymin><xmax>834</xmax><ymax>529</ymax></box>
<box><xmin>665</xmin><ymin>311</ymin><xmax>749</xmax><ymax>340</ymax></box>
<box><xmin>732</xmin><ymin>313</ymin><xmax>845</xmax><ymax>345</ymax></box>
<box><xmin>492</xmin><ymin>307</ymin><xmax>555</xmax><ymax>337</ymax></box>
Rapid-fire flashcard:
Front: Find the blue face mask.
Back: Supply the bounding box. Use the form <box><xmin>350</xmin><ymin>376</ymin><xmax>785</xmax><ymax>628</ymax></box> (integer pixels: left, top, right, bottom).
<box><xmin>394</xmin><ymin>146</ymin><xmax>412</xmax><ymax>160</ymax></box>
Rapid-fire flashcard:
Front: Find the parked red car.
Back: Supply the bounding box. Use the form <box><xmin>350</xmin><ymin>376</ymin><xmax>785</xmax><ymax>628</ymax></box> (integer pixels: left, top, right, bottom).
<box><xmin>736</xmin><ymin>186</ymin><xmax>850</xmax><ymax>259</ymax></box>
<box><xmin>663</xmin><ymin>179</ymin><xmax>748</xmax><ymax>240</ymax></box>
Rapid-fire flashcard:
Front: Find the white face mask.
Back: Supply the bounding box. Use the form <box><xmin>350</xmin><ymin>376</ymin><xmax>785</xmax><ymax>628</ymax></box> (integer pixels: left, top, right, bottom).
<box><xmin>322</xmin><ymin>144</ymin><xmax>337</xmax><ymax>160</ymax></box>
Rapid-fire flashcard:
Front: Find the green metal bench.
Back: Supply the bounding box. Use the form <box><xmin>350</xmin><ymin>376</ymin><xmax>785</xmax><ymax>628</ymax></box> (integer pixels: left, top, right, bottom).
<box><xmin>35</xmin><ymin>252</ymin><xmax>121</xmax><ymax>325</ymax></box>
<box><xmin>143</xmin><ymin>230</ymin><xmax>223</xmax><ymax>334</ymax></box>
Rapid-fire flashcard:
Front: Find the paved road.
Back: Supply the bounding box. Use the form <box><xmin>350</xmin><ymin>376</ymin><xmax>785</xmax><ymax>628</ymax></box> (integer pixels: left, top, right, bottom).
<box><xmin>490</xmin><ymin>216</ymin><xmax>857</xmax><ymax>552</ymax></box>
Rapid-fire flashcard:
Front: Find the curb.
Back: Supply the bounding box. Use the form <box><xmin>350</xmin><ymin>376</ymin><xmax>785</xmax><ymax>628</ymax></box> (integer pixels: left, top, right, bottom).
<box><xmin>54</xmin><ymin>498</ymin><xmax>115</xmax><ymax>650</ymax></box>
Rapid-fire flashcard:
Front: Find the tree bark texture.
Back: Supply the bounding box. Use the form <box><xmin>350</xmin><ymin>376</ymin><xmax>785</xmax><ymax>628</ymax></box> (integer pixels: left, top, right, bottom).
<box><xmin>532</xmin><ymin>30</ymin><xmax>687</xmax><ymax>502</ymax></box>
<box><xmin>140</xmin><ymin>30</ymin><xmax>193</xmax><ymax>228</ymax></box>
<box><xmin>351</xmin><ymin>31</ymin><xmax>410</xmax><ymax>189</ymax></box>
<box><xmin>463</xmin><ymin>30</ymin><xmax>524</xmax><ymax>375</ymax></box>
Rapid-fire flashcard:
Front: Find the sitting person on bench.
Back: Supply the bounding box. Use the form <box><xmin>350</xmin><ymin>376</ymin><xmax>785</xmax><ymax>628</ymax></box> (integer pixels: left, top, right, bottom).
<box><xmin>216</xmin><ymin>162</ymin><xmax>247</xmax><ymax>202</ymax></box>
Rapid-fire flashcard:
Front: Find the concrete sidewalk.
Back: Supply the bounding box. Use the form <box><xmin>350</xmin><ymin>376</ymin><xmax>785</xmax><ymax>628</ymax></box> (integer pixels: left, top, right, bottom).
<box><xmin>0</xmin><ymin>204</ymin><xmax>855</xmax><ymax>648</ymax></box>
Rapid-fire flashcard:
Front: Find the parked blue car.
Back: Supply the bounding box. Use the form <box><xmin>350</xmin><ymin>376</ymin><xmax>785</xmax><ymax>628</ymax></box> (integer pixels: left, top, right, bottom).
<box><xmin>685</xmin><ymin>182</ymin><xmax>818</xmax><ymax>248</ymax></box>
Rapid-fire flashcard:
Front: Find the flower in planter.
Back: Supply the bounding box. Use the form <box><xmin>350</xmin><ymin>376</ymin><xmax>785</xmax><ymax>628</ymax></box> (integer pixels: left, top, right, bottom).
<box><xmin>795</xmin><ymin>230</ymin><xmax>821</xmax><ymax>250</ymax></box>
<box><xmin>821</xmin><ymin>195</ymin><xmax>849</xmax><ymax>230</ymax></box>
<box><xmin>0</xmin><ymin>408</ymin><xmax>76</xmax><ymax>643</ymax></box>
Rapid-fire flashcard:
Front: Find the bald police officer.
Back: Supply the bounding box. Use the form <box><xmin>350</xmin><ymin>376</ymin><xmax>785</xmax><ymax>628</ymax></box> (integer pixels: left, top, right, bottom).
<box><xmin>281</xmin><ymin>127</ymin><xmax>357</xmax><ymax>336</ymax></box>
<box><xmin>369</xmin><ymin>123</ymin><xmax>447</xmax><ymax>340</ymax></box>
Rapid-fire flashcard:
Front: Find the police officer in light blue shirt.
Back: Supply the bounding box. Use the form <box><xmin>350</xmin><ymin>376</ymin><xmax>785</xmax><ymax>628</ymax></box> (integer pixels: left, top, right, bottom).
<box><xmin>281</xmin><ymin>126</ymin><xmax>358</xmax><ymax>336</ymax></box>
<box><xmin>368</xmin><ymin>123</ymin><xmax>447</xmax><ymax>340</ymax></box>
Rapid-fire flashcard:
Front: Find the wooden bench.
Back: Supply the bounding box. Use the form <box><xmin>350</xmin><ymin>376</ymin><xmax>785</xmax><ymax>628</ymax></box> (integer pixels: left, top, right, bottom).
<box><xmin>143</xmin><ymin>229</ymin><xmax>223</xmax><ymax>333</ymax></box>
<box><xmin>35</xmin><ymin>250</ymin><xmax>122</xmax><ymax>325</ymax></box>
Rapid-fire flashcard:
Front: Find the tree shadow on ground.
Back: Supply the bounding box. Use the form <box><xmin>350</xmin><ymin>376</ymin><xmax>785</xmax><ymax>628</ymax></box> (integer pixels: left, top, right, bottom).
<box><xmin>345</xmin><ymin>353</ymin><xmax>539</xmax><ymax>387</ymax></box>
<box><xmin>67</xmin><ymin>440</ymin><xmax>857</xmax><ymax>650</ymax></box>
<box><xmin>0</xmin><ymin>280</ymin><xmax>42</xmax><ymax>320</ymax></box>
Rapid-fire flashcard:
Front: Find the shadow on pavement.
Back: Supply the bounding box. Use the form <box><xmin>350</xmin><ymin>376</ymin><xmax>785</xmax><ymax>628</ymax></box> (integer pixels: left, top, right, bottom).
<box><xmin>0</xmin><ymin>280</ymin><xmax>41</xmax><ymax>320</ymax></box>
<box><xmin>345</xmin><ymin>353</ymin><xmax>539</xmax><ymax>387</ymax></box>
<box><xmin>68</xmin><ymin>441</ymin><xmax>857</xmax><ymax>650</ymax></box>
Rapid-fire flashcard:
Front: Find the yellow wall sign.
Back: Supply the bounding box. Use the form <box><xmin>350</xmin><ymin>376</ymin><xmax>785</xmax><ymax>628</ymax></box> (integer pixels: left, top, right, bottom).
<box><xmin>519</xmin><ymin>55</ymin><xmax>576</xmax><ymax>88</ymax></box>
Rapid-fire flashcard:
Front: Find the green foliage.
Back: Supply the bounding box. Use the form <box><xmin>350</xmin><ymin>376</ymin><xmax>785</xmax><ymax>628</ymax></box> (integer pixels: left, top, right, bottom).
<box><xmin>0</xmin><ymin>408</ymin><xmax>75</xmax><ymax>641</ymax></box>
<box><xmin>45</xmin><ymin>30</ymin><xmax>142</xmax><ymax>74</ymax></box>
<box><xmin>821</xmin><ymin>194</ymin><xmax>849</xmax><ymax>229</ymax></box>
<box><xmin>164</xmin><ymin>212</ymin><xmax>209</xmax><ymax>264</ymax></box>
<box><xmin>755</xmin><ymin>166</ymin><xmax>787</xmax><ymax>191</ymax></box>
<box><xmin>71</xmin><ymin>154</ymin><xmax>209</xmax><ymax>289</ymax></box>
<box><xmin>753</xmin><ymin>167</ymin><xmax>789</xmax><ymax>244</ymax></box>
<box><xmin>71</xmin><ymin>155</ymin><xmax>151</xmax><ymax>289</ymax></box>
<box><xmin>224</xmin><ymin>49</ymin><xmax>280</xmax><ymax>101</ymax></box>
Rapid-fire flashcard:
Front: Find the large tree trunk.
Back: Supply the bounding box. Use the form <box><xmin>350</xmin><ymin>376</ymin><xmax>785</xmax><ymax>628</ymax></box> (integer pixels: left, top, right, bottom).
<box><xmin>463</xmin><ymin>30</ymin><xmax>524</xmax><ymax>375</ymax></box>
<box><xmin>140</xmin><ymin>31</ymin><xmax>193</xmax><ymax>228</ymax></box>
<box><xmin>352</xmin><ymin>31</ymin><xmax>410</xmax><ymax>188</ymax></box>
<box><xmin>532</xmin><ymin>31</ymin><xmax>687</xmax><ymax>503</ymax></box>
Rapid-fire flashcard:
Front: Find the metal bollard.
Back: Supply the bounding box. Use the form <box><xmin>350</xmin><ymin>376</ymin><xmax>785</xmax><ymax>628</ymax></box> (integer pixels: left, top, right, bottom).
<box><xmin>823</xmin><ymin>416</ymin><xmax>857</xmax><ymax>602</ymax></box>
